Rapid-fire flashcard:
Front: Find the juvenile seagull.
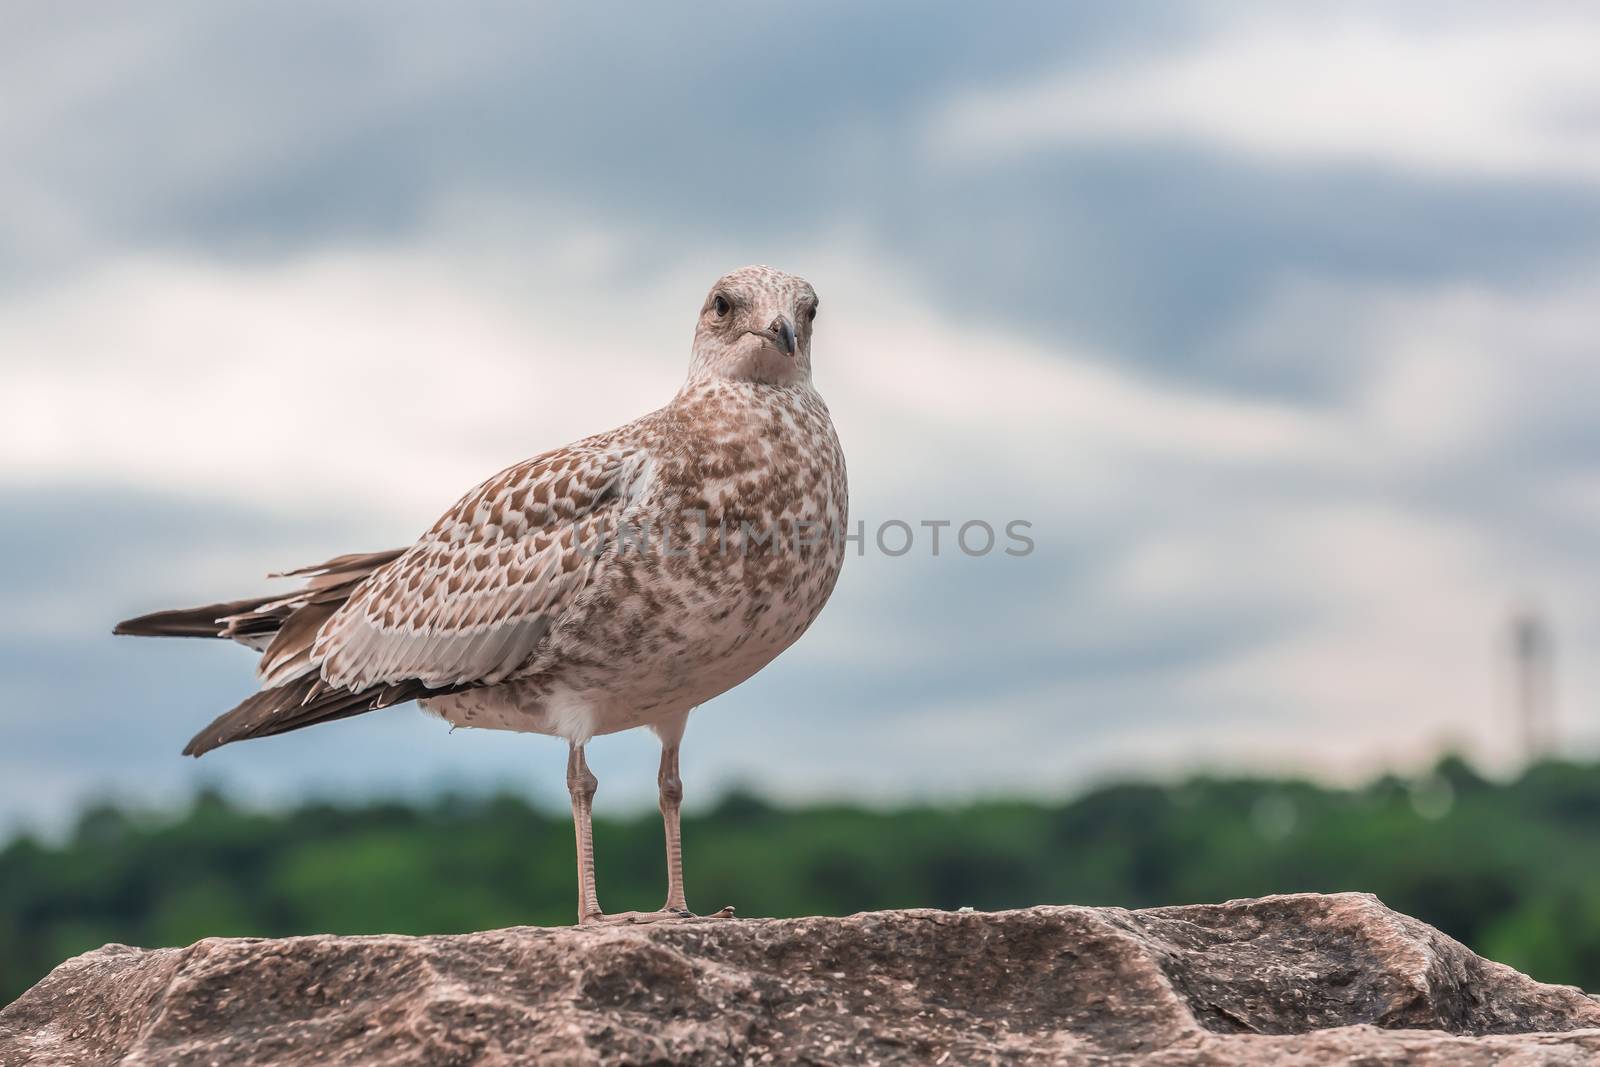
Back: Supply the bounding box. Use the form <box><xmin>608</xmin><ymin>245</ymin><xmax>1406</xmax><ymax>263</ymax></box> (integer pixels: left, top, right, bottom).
<box><xmin>115</xmin><ymin>265</ymin><xmax>847</xmax><ymax>924</ymax></box>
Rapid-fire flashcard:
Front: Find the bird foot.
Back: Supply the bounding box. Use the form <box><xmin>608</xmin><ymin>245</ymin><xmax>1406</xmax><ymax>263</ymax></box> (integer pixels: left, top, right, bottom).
<box><xmin>579</xmin><ymin>905</ymin><xmax>736</xmax><ymax>926</ymax></box>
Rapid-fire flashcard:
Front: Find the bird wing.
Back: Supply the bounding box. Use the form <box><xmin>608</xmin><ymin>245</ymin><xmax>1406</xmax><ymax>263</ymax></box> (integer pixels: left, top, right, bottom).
<box><xmin>307</xmin><ymin>442</ymin><xmax>649</xmax><ymax>692</ymax></box>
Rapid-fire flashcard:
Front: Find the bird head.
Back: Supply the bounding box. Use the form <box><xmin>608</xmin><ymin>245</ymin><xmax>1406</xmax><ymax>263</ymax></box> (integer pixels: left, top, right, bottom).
<box><xmin>686</xmin><ymin>265</ymin><xmax>819</xmax><ymax>386</ymax></box>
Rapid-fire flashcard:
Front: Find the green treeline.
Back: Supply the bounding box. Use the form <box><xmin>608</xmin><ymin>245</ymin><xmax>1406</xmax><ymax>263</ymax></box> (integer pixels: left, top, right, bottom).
<box><xmin>5</xmin><ymin>755</ymin><xmax>1600</xmax><ymax>1004</ymax></box>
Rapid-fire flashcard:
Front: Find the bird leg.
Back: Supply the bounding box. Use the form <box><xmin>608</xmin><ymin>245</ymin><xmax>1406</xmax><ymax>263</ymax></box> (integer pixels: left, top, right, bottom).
<box><xmin>566</xmin><ymin>742</ymin><xmax>603</xmax><ymax>923</ymax></box>
<box><xmin>575</xmin><ymin>731</ymin><xmax>734</xmax><ymax>925</ymax></box>
<box><xmin>658</xmin><ymin>738</ymin><xmax>689</xmax><ymax>914</ymax></box>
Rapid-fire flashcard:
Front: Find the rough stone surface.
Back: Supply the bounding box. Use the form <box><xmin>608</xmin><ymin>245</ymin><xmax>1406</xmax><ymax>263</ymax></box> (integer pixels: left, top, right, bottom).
<box><xmin>4</xmin><ymin>893</ymin><xmax>1599</xmax><ymax>1065</ymax></box>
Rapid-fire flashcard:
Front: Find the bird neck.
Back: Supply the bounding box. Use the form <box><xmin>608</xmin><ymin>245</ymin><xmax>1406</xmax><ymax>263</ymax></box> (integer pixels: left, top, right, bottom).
<box><xmin>683</xmin><ymin>346</ymin><xmax>811</xmax><ymax>389</ymax></box>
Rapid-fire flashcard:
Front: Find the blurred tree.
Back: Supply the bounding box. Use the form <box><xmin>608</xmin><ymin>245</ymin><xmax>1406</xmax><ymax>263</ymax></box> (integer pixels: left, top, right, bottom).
<box><xmin>4</xmin><ymin>756</ymin><xmax>1600</xmax><ymax>1003</ymax></box>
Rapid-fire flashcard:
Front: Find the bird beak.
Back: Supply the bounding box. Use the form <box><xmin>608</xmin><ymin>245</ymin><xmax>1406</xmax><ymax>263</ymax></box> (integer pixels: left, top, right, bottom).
<box><xmin>763</xmin><ymin>315</ymin><xmax>797</xmax><ymax>358</ymax></box>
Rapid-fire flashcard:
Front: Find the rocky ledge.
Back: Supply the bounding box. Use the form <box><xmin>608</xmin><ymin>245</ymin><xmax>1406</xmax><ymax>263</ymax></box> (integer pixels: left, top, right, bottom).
<box><xmin>4</xmin><ymin>893</ymin><xmax>1599</xmax><ymax>1065</ymax></box>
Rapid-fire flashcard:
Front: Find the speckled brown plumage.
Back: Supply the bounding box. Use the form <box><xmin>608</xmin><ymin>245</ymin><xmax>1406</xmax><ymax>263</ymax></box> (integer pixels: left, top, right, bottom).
<box><xmin>115</xmin><ymin>265</ymin><xmax>847</xmax><ymax>921</ymax></box>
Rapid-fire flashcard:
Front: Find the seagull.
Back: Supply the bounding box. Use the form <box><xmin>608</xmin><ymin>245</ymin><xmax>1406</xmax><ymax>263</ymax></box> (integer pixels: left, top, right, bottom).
<box><xmin>115</xmin><ymin>265</ymin><xmax>848</xmax><ymax>925</ymax></box>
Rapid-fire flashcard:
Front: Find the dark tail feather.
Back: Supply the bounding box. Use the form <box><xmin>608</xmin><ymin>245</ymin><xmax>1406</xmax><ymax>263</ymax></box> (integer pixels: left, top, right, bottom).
<box><xmin>115</xmin><ymin>548</ymin><xmax>405</xmax><ymax>645</ymax></box>
<box><xmin>112</xmin><ymin>547</ymin><xmax>435</xmax><ymax>756</ymax></box>
<box><xmin>182</xmin><ymin>676</ymin><xmax>459</xmax><ymax>757</ymax></box>
<box><xmin>113</xmin><ymin>597</ymin><xmax>283</xmax><ymax>639</ymax></box>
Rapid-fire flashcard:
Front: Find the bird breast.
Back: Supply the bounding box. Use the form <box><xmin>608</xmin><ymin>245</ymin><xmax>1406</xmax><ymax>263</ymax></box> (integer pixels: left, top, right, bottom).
<box><xmin>537</xmin><ymin>381</ymin><xmax>846</xmax><ymax>714</ymax></box>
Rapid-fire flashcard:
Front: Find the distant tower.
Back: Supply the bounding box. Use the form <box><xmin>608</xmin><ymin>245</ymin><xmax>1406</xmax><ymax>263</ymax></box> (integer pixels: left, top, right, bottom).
<box><xmin>1510</xmin><ymin>608</ymin><xmax>1554</xmax><ymax>763</ymax></box>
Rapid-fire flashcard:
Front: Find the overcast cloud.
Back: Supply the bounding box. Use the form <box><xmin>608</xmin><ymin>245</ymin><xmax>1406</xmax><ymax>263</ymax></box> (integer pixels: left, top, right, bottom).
<box><xmin>2</xmin><ymin>1</ymin><xmax>1598</xmax><ymax>832</ymax></box>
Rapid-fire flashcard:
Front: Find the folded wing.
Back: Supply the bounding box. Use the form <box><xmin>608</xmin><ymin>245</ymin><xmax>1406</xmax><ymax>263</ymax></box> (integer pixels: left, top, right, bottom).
<box><xmin>178</xmin><ymin>443</ymin><xmax>647</xmax><ymax>755</ymax></box>
<box><xmin>314</xmin><ymin>445</ymin><xmax>644</xmax><ymax>691</ymax></box>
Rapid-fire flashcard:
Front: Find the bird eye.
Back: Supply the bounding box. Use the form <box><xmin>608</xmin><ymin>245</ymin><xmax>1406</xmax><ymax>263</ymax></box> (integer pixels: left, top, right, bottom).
<box><xmin>713</xmin><ymin>294</ymin><xmax>731</xmax><ymax>318</ymax></box>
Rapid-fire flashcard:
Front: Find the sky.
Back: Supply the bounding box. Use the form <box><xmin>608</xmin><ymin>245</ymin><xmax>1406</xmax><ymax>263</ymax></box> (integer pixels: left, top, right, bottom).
<box><xmin>3</xmin><ymin>1</ymin><xmax>1600</xmax><ymax>831</ymax></box>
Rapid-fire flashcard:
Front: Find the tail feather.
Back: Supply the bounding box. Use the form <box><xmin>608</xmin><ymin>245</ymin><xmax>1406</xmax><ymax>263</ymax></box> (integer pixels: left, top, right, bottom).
<box><xmin>182</xmin><ymin>676</ymin><xmax>460</xmax><ymax>757</ymax></box>
<box><xmin>113</xmin><ymin>597</ymin><xmax>284</xmax><ymax>639</ymax></box>
<box><xmin>115</xmin><ymin>547</ymin><xmax>435</xmax><ymax>756</ymax></box>
<box><xmin>256</xmin><ymin>598</ymin><xmax>341</xmax><ymax>685</ymax></box>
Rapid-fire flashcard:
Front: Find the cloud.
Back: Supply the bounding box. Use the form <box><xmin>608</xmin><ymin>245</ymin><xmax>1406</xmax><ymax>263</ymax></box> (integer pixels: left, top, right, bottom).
<box><xmin>825</xmin><ymin>261</ymin><xmax>1600</xmax><ymax>791</ymax></box>
<box><xmin>0</xmin><ymin>244</ymin><xmax>677</xmax><ymax>520</ymax></box>
<box><xmin>0</xmin><ymin>232</ymin><xmax>1343</xmax><ymax>515</ymax></box>
<box><xmin>0</xmin><ymin>2</ymin><xmax>1163</xmax><ymax>275</ymax></box>
<box><xmin>5</xmin><ymin>3</ymin><xmax>1600</xmax><ymax>830</ymax></box>
<box><xmin>930</xmin><ymin>10</ymin><xmax>1600</xmax><ymax>183</ymax></box>
<box><xmin>8</xmin><ymin>3</ymin><xmax>1600</xmax><ymax>393</ymax></box>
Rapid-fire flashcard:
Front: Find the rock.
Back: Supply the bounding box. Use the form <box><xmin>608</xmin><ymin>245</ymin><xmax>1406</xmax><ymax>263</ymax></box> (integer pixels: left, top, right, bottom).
<box><xmin>3</xmin><ymin>892</ymin><xmax>1598</xmax><ymax>1065</ymax></box>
